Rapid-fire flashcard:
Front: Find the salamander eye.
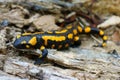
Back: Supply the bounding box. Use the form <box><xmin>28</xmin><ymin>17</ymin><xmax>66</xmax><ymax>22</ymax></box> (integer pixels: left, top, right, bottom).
<box><xmin>18</xmin><ymin>43</ymin><xmax>32</xmax><ymax>49</ymax></box>
<box><xmin>14</xmin><ymin>39</ymin><xmax>32</xmax><ymax>49</ymax></box>
<box><xmin>14</xmin><ymin>35</ymin><xmax>37</xmax><ymax>49</ymax></box>
<box><xmin>22</xmin><ymin>43</ymin><xmax>33</xmax><ymax>49</ymax></box>
<box><xmin>21</xmin><ymin>40</ymin><xmax>27</xmax><ymax>44</ymax></box>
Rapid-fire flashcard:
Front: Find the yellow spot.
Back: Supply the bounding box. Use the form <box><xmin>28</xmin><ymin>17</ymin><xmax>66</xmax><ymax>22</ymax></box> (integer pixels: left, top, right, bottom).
<box><xmin>28</xmin><ymin>37</ymin><xmax>37</xmax><ymax>46</ymax></box>
<box><xmin>99</xmin><ymin>30</ymin><xmax>104</xmax><ymax>35</ymax></box>
<box><xmin>103</xmin><ymin>36</ymin><xmax>108</xmax><ymax>40</ymax></box>
<box><xmin>102</xmin><ymin>43</ymin><xmax>106</xmax><ymax>47</ymax></box>
<box><xmin>77</xmin><ymin>26</ymin><xmax>82</xmax><ymax>32</ymax></box>
<box><xmin>85</xmin><ymin>27</ymin><xmax>91</xmax><ymax>33</ymax></box>
<box><xmin>51</xmin><ymin>36</ymin><xmax>56</xmax><ymax>41</ymax></box>
<box><xmin>66</xmin><ymin>25</ymin><xmax>72</xmax><ymax>29</ymax></box>
<box><xmin>74</xmin><ymin>36</ymin><xmax>79</xmax><ymax>41</ymax></box>
<box><xmin>55</xmin><ymin>29</ymin><xmax>67</xmax><ymax>34</ymax></box>
<box><xmin>16</xmin><ymin>35</ymin><xmax>21</xmax><ymax>39</ymax></box>
<box><xmin>40</xmin><ymin>46</ymin><xmax>45</xmax><ymax>50</ymax></box>
<box><xmin>73</xmin><ymin>29</ymin><xmax>77</xmax><ymax>35</ymax></box>
<box><xmin>58</xmin><ymin>36</ymin><xmax>66</xmax><ymax>41</ymax></box>
<box><xmin>33</xmin><ymin>32</ymin><xmax>44</xmax><ymax>34</ymax></box>
<box><xmin>55</xmin><ymin>36</ymin><xmax>59</xmax><ymax>41</ymax></box>
<box><xmin>51</xmin><ymin>44</ymin><xmax>55</xmax><ymax>49</ymax></box>
<box><xmin>22</xmin><ymin>33</ymin><xmax>31</xmax><ymax>36</ymax></box>
<box><xmin>65</xmin><ymin>43</ymin><xmax>69</xmax><ymax>48</ymax></box>
<box><xmin>26</xmin><ymin>45</ymin><xmax>30</xmax><ymax>48</ymax></box>
<box><xmin>42</xmin><ymin>36</ymin><xmax>66</xmax><ymax>45</ymax></box>
<box><xmin>68</xmin><ymin>33</ymin><xmax>73</xmax><ymax>39</ymax></box>
<box><xmin>42</xmin><ymin>36</ymin><xmax>48</xmax><ymax>46</ymax></box>
<box><xmin>21</xmin><ymin>41</ymin><xmax>26</xmax><ymax>44</ymax></box>
<box><xmin>55</xmin><ymin>36</ymin><xmax>66</xmax><ymax>42</ymax></box>
<box><xmin>47</xmin><ymin>31</ymin><xmax>53</xmax><ymax>34</ymax></box>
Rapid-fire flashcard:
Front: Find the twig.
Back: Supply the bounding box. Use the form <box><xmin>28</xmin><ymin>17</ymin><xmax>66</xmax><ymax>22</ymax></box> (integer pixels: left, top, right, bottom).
<box><xmin>90</xmin><ymin>35</ymin><xmax>102</xmax><ymax>44</ymax></box>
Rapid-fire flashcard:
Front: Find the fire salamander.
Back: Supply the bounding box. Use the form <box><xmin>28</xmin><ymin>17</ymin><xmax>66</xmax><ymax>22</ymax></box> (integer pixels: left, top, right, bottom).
<box><xmin>13</xmin><ymin>24</ymin><xmax>107</xmax><ymax>64</ymax></box>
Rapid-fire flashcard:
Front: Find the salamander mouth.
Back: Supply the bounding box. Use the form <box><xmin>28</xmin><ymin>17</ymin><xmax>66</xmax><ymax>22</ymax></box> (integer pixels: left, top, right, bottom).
<box><xmin>15</xmin><ymin>48</ymin><xmax>34</xmax><ymax>51</ymax></box>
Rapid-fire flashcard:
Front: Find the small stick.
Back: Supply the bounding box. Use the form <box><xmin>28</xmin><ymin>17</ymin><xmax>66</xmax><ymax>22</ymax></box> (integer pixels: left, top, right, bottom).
<box><xmin>75</xmin><ymin>18</ymin><xmax>85</xmax><ymax>28</ymax></box>
<box><xmin>90</xmin><ymin>35</ymin><xmax>102</xmax><ymax>44</ymax></box>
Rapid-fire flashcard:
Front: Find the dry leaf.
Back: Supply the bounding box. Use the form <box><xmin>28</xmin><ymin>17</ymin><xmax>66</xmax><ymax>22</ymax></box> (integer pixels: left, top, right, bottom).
<box><xmin>98</xmin><ymin>16</ymin><xmax>120</xmax><ymax>28</ymax></box>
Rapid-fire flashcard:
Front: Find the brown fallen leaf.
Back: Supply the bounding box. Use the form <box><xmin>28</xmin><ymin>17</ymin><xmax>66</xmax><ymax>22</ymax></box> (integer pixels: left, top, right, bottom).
<box><xmin>33</xmin><ymin>15</ymin><xmax>61</xmax><ymax>31</ymax></box>
<box><xmin>98</xmin><ymin>16</ymin><xmax>120</xmax><ymax>29</ymax></box>
<box><xmin>0</xmin><ymin>9</ymin><xmax>28</xmax><ymax>28</ymax></box>
<box><xmin>111</xmin><ymin>28</ymin><xmax>120</xmax><ymax>45</ymax></box>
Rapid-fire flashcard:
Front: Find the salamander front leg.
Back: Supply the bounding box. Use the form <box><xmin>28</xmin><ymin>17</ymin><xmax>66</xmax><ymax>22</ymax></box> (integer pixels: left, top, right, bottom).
<box><xmin>34</xmin><ymin>46</ymin><xmax>48</xmax><ymax>65</ymax></box>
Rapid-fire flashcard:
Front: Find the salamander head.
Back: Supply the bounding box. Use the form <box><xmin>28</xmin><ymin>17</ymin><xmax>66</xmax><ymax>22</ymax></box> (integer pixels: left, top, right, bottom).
<box><xmin>13</xmin><ymin>34</ymin><xmax>37</xmax><ymax>49</ymax></box>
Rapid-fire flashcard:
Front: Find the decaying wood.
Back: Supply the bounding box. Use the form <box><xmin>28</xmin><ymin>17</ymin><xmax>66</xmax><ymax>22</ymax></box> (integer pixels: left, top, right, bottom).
<box><xmin>0</xmin><ymin>0</ymin><xmax>120</xmax><ymax>80</ymax></box>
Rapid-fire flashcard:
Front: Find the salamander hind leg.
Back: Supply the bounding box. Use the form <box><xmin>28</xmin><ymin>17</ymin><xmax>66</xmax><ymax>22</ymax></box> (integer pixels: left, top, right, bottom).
<box><xmin>34</xmin><ymin>46</ymin><xmax>48</xmax><ymax>65</ymax></box>
<box><xmin>90</xmin><ymin>28</ymin><xmax>108</xmax><ymax>47</ymax></box>
<box><xmin>70</xmin><ymin>36</ymin><xmax>81</xmax><ymax>48</ymax></box>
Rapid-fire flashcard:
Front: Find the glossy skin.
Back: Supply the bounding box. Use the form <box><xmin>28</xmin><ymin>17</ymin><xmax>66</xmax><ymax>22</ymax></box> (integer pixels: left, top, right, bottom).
<box><xmin>13</xmin><ymin>25</ymin><xmax>107</xmax><ymax>64</ymax></box>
